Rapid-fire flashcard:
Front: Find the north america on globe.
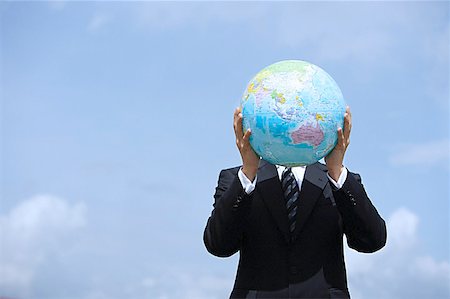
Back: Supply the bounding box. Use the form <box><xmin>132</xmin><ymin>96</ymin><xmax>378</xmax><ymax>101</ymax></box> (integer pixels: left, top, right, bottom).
<box><xmin>241</xmin><ymin>60</ymin><xmax>346</xmax><ymax>166</ymax></box>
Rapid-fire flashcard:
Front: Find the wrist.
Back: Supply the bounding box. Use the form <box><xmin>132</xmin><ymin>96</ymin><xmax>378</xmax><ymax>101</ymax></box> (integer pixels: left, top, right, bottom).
<box><xmin>242</xmin><ymin>164</ymin><xmax>258</xmax><ymax>182</ymax></box>
<box><xmin>328</xmin><ymin>166</ymin><xmax>343</xmax><ymax>182</ymax></box>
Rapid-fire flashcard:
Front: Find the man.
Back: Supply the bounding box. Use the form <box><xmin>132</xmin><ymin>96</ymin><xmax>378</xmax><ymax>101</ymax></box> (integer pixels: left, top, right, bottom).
<box><xmin>204</xmin><ymin>106</ymin><xmax>387</xmax><ymax>298</ymax></box>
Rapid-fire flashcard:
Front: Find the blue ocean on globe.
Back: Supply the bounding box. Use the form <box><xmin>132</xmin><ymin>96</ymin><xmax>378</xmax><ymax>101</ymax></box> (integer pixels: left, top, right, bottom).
<box><xmin>241</xmin><ymin>60</ymin><xmax>346</xmax><ymax>166</ymax></box>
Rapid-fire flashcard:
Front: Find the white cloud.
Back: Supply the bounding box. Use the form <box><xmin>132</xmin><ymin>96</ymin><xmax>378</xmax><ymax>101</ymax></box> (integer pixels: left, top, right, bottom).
<box><xmin>387</xmin><ymin>207</ymin><xmax>419</xmax><ymax>250</ymax></box>
<box><xmin>389</xmin><ymin>139</ymin><xmax>450</xmax><ymax>168</ymax></box>
<box><xmin>345</xmin><ymin>207</ymin><xmax>450</xmax><ymax>299</ymax></box>
<box><xmin>0</xmin><ymin>194</ymin><xmax>87</xmax><ymax>298</ymax></box>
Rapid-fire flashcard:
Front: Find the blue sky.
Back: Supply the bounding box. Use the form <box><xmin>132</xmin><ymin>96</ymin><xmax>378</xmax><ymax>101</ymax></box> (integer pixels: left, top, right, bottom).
<box><xmin>0</xmin><ymin>1</ymin><xmax>449</xmax><ymax>299</ymax></box>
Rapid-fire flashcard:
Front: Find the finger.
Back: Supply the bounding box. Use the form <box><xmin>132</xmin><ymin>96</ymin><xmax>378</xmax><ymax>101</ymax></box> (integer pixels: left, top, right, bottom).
<box><xmin>336</xmin><ymin>127</ymin><xmax>345</xmax><ymax>148</ymax></box>
<box><xmin>233</xmin><ymin>107</ymin><xmax>240</xmax><ymax>126</ymax></box>
<box><xmin>233</xmin><ymin>107</ymin><xmax>244</xmax><ymax>141</ymax></box>
<box><xmin>243</xmin><ymin>128</ymin><xmax>252</xmax><ymax>144</ymax></box>
<box><xmin>345</xmin><ymin>106</ymin><xmax>352</xmax><ymax>127</ymax></box>
<box><xmin>343</xmin><ymin>106</ymin><xmax>352</xmax><ymax>143</ymax></box>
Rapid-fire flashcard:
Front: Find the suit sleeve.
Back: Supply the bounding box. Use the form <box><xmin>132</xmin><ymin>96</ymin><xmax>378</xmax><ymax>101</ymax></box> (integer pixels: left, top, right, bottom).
<box><xmin>333</xmin><ymin>171</ymin><xmax>387</xmax><ymax>253</ymax></box>
<box><xmin>203</xmin><ymin>168</ymin><xmax>253</xmax><ymax>257</ymax></box>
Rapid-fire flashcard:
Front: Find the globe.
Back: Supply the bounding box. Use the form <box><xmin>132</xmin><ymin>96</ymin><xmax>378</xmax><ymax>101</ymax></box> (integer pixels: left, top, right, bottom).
<box><xmin>241</xmin><ymin>60</ymin><xmax>346</xmax><ymax>166</ymax></box>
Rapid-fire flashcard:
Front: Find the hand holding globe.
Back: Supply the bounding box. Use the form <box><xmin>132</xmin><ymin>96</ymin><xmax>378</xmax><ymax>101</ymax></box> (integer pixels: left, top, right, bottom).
<box><xmin>233</xmin><ymin>105</ymin><xmax>352</xmax><ymax>181</ymax></box>
<box><xmin>233</xmin><ymin>107</ymin><xmax>259</xmax><ymax>182</ymax></box>
<box><xmin>236</xmin><ymin>60</ymin><xmax>351</xmax><ymax>177</ymax></box>
<box><xmin>325</xmin><ymin>106</ymin><xmax>351</xmax><ymax>181</ymax></box>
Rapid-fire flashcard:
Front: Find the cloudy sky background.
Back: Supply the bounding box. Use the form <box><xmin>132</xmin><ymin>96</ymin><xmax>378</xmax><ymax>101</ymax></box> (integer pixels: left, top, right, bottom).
<box><xmin>0</xmin><ymin>1</ymin><xmax>449</xmax><ymax>298</ymax></box>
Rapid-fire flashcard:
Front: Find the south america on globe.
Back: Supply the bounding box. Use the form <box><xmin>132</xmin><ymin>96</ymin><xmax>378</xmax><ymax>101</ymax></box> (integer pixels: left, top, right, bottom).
<box><xmin>241</xmin><ymin>60</ymin><xmax>346</xmax><ymax>166</ymax></box>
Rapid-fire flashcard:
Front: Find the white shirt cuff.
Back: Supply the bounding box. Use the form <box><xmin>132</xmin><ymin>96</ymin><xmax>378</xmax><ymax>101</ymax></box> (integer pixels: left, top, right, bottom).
<box><xmin>327</xmin><ymin>167</ymin><xmax>348</xmax><ymax>189</ymax></box>
<box><xmin>238</xmin><ymin>168</ymin><xmax>257</xmax><ymax>194</ymax></box>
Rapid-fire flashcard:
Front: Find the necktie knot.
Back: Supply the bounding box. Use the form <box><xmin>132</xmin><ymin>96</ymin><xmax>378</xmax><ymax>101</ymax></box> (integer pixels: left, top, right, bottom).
<box><xmin>281</xmin><ymin>167</ymin><xmax>294</xmax><ymax>185</ymax></box>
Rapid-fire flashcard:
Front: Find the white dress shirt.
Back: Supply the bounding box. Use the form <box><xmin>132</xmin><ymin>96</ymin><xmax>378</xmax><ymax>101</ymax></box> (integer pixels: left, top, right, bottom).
<box><xmin>238</xmin><ymin>165</ymin><xmax>348</xmax><ymax>194</ymax></box>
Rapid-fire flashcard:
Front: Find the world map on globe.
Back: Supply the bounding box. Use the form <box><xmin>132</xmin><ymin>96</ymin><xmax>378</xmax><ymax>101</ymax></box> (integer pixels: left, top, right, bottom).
<box><xmin>241</xmin><ymin>60</ymin><xmax>346</xmax><ymax>166</ymax></box>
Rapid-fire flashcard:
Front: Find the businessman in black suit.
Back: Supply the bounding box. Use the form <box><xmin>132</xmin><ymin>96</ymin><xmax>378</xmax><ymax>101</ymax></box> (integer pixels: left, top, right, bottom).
<box><xmin>204</xmin><ymin>106</ymin><xmax>387</xmax><ymax>298</ymax></box>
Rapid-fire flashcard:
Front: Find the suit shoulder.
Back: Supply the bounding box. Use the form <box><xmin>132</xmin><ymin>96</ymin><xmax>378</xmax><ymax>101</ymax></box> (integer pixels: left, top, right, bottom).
<box><xmin>221</xmin><ymin>165</ymin><xmax>241</xmax><ymax>173</ymax></box>
<box><xmin>313</xmin><ymin>162</ymin><xmax>363</xmax><ymax>183</ymax></box>
<box><xmin>314</xmin><ymin>161</ymin><xmax>329</xmax><ymax>172</ymax></box>
<box><xmin>217</xmin><ymin>165</ymin><xmax>241</xmax><ymax>180</ymax></box>
<box><xmin>315</xmin><ymin>162</ymin><xmax>361</xmax><ymax>175</ymax></box>
<box><xmin>214</xmin><ymin>166</ymin><xmax>242</xmax><ymax>196</ymax></box>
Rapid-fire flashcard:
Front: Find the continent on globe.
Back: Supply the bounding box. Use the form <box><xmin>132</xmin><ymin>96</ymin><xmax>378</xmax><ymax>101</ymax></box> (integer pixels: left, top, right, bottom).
<box><xmin>241</xmin><ymin>60</ymin><xmax>346</xmax><ymax>166</ymax></box>
<box><xmin>290</xmin><ymin>123</ymin><xmax>324</xmax><ymax>147</ymax></box>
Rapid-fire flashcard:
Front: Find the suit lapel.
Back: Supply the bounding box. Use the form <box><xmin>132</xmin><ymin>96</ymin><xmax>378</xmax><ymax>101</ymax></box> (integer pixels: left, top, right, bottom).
<box><xmin>256</xmin><ymin>160</ymin><xmax>290</xmax><ymax>243</ymax></box>
<box><xmin>292</xmin><ymin>163</ymin><xmax>328</xmax><ymax>240</ymax></box>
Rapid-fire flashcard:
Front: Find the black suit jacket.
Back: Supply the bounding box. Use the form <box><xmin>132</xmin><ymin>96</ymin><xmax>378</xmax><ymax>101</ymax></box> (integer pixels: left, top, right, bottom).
<box><xmin>204</xmin><ymin>161</ymin><xmax>386</xmax><ymax>298</ymax></box>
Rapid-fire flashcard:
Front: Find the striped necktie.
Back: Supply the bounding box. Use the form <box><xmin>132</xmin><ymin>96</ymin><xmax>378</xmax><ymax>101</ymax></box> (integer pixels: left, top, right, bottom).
<box><xmin>281</xmin><ymin>167</ymin><xmax>299</xmax><ymax>234</ymax></box>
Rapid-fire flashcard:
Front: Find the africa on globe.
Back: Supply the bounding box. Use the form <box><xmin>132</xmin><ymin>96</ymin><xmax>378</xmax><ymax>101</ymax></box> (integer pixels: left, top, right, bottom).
<box><xmin>241</xmin><ymin>60</ymin><xmax>346</xmax><ymax>166</ymax></box>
